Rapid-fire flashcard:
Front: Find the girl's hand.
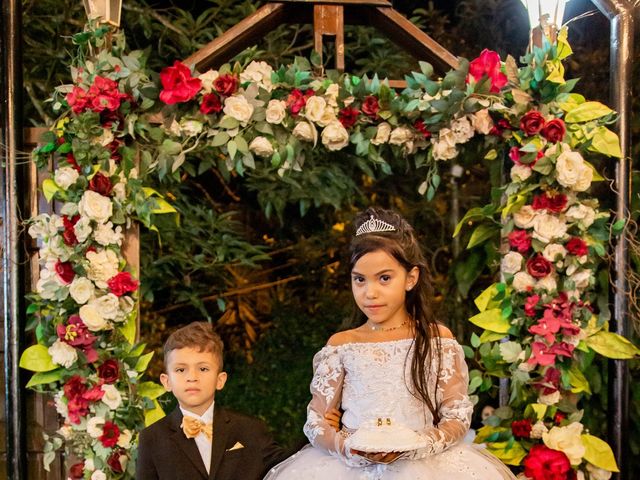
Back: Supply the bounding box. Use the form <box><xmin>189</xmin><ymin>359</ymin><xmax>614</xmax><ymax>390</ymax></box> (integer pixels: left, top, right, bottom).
<box><xmin>350</xmin><ymin>450</ymin><xmax>403</xmax><ymax>464</ymax></box>
<box><xmin>324</xmin><ymin>408</ymin><xmax>342</xmax><ymax>432</ymax></box>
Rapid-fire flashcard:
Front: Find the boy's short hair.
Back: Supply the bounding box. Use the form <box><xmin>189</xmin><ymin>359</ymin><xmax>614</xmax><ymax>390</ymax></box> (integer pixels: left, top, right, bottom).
<box><xmin>163</xmin><ymin>321</ymin><xmax>224</xmax><ymax>368</ymax></box>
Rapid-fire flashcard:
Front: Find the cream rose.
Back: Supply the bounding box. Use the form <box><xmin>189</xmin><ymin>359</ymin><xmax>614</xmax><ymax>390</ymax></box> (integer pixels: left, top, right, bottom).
<box><xmin>223</xmin><ymin>96</ymin><xmax>254</xmax><ymax>123</ymax></box>
<box><xmin>512</xmin><ymin>272</ymin><xmax>536</xmax><ymax>292</ymax></box>
<box><xmin>101</xmin><ymin>384</ymin><xmax>123</xmax><ymax>410</ymax></box>
<box><xmin>69</xmin><ymin>276</ymin><xmax>95</xmax><ymax>304</ymax></box>
<box><xmin>54</xmin><ymin>167</ymin><xmax>79</xmax><ymax>189</ymax></box>
<box><xmin>543</xmin><ymin>244</ymin><xmax>567</xmax><ymax>263</ymax></box>
<box><xmin>538</xmin><ymin>390</ymin><xmax>561</xmax><ymax>405</ymax></box>
<box><xmin>510</xmin><ymin>164</ymin><xmax>532</xmax><ymax>183</ymax></box>
<box><xmin>91</xmin><ymin>470</ymin><xmax>107</xmax><ymax>480</ymax></box>
<box><xmin>513</xmin><ymin>205</ymin><xmax>537</xmax><ymax>229</ymax></box>
<box><xmin>371</xmin><ymin>122</ymin><xmax>392</xmax><ymax>145</ymax></box>
<box><xmin>240</xmin><ymin>61</ymin><xmax>274</xmax><ymax>91</ymax></box>
<box><xmin>556</xmin><ymin>150</ymin><xmax>593</xmax><ymax>191</ymax></box>
<box><xmin>249</xmin><ymin>136</ymin><xmax>274</xmax><ymax>158</ymax></box>
<box><xmin>389</xmin><ymin>126</ymin><xmax>414</xmax><ymax>145</ymax></box>
<box><xmin>265</xmin><ymin>99</ymin><xmax>287</xmax><ymax>124</ymax></box>
<box><xmin>586</xmin><ymin>463</ymin><xmax>613</xmax><ymax>480</ymax></box>
<box><xmin>533</xmin><ymin>214</ymin><xmax>568</xmax><ymax>243</ymax></box>
<box><xmin>536</xmin><ymin>275</ymin><xmax>557</xmax><ymax>293</ymax></box>
<box><xmin>566</xmin><ymin>204</ymin><xmax>596</xmax><ymax>228</ymax></box>
<box><xmin>94</xmin><ymin>222</ymin><xmax>123</xmax><ymax>247</ymax></box>
<box><xmin>501</xmin><ymin>251</ymin><xmax>524</xmax><ymax>274</ymax></box>
<box><xmin>79</xmin><ymin>190</ymin><xmax>112</xmax><ymax>224</ymax></box>
<box><xmin>471</xmin><ymin>109</ymin><xmax>493</xmax><ymax>134</ymax></box>
<box><xmin>112</xmin><ymin>182</ymin><xmax>127</xmax><ymax>202</ymax></box>
<box><xmin>79</xmin><ymin>304</ymin><xmax>108</xmax><ymax>331</ymax></box>
<box><xmin>570</xmin><ymin>269</ymin><xmax>592</xmax><ymax>289</ymax></box>
<box><xmin>530</xmin><ymin>420</ymin><xmax>548</xmax><ymax>439</ymax></box>
<box><xmin>450</xmin><ymin>116</ymin><xmax>474</xmax><ymax>144</ymax></box>
<box><xmin>324</xmin><ymin>83</ymin><xmax>339</xmax><ymax>107</ymax></box>
<box><xmin>292</xmin><ymin>121</ymin><xmax>317</xmax><ymax>145</ymax></box>
<box><xmin>321</xmin><ymin>121</ymin><xmax>350</xmax><ymax>151</ymax></box>
<box><xmin>87</xmin><ymin>416</ymin><xmax>106</xmax><ymax>438</ymax></box>
<box><xmin>48</xmin><ymin>340</ymin><xmax>77</xmax><ymax>368</ymax></box>
<box><xmin>198</xmin><ymin>69</ymin><xmax>219</xmax><ymax>94</ymax></box>
<box><xmin>86</xmin><ymin>249</ymin><xmax>119</xmax><ymax>287</ymax></box>
<box><xmin>304</xmin><ymin>96</ymin><xmax>327</xmax><ymax>124</ymax></box>
<box><xmin>90</xmin><ymin>293</ymin><xmax>120</xmax><ymax>320</ymax></box>
<box><xmin>57</xmin><ymin>424</ymin><xmax>73</xmax><ymax>440</ymax></box>
<box><xmin>543</xmin><ymin>423</ymin><xmax>586</xmax><ymax>465</ymax></box>
<box><xmin>117</xmin><ymin>429</ymin><xmax>133</xmax><ymax>449</ymax></box>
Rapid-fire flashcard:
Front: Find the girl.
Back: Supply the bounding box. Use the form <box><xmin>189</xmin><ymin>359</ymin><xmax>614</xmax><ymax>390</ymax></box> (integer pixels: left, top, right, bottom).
<box><xmin>265</xmin><ymin>208</ymin><xmax>516</xmax><ymax>480</ymax></box>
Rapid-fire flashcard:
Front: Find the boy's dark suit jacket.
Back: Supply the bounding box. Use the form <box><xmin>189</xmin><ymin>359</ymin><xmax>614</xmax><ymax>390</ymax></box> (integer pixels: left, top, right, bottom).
<box><xmin>136</xmin><ymin>406</ymin><xmax>285</xmax><ymax>480</ymax></box>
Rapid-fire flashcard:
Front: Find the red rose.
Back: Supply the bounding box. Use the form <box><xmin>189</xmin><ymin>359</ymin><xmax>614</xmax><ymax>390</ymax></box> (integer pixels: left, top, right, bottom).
<box><xmin>68</xmin><ymin>462</ymin><xmax>85</xmax><ymax>479</ymax></box>
<box><xmin>526</xmin><ymin>255</ymin><xmax>553</xmax><ymax>279</ymax></box>
<box><xmin>523</xmin><ymin>444</ymin><xmax>572</xmax><ymax>480</ymax></box>
<box><xmin>339</xmin><ymin>106</ymin><xmax>360</xmax><ymax>128</ymax></box>
<box><xmin>99</xmin><ymin>421</ymin><xmax>121</xmax><ymax>448</ymax></box>
<box><xmin>508</xmin><ymin>229</ymin><xmax>531</xmax><ymax>253</ymax></box>
<box><xmin>286</xmin><ymin>89</ymin><xmax>309</xmax><ymax>115</ymax></box>
<box><xmin>508</xmin><ymin>146</ymin><xmax>522</xmax><ymax>164</ymax></box>
<box><xmin>213</xmin><ymin>74</ymin><xmax>239</xmax><ymax>96</ymax></box>
<box><xmin>200</xmin><ymin>93</ymin><xmax>223</xmax><ymax>114</ymax></box>
<box><xmin>414</xmin><ymin>119</ymin><xmax>432</xmax><ymax>139</ymax></box>
<box><xmin>55</xmin><ymin>260</ymin><xmax>75</xmax><ymax>284</ymax></box>
<box><xmin>107</xmin><ymin>449</ymin><xmax>127</xmax><ymax>473</ymax></box>
<box><xmin>541</xmin><ymin>118</ymin><xmax>566</xmax><ymax>143</ymax></box>
<box><xmin>489</xmin><ymin>118</ymin><xmax>511</xmax><ymax>136</ymax></box>
<box><xmin>88</xmin><ymin>76</ymin><xmax>124</xmax><ymax>113</ymax></box>
<box><xmin>62</xmin><ymin>215</ymin><xmax>80</xmax><ymax>246</ymax></box>
<box><xmin>107</xmin><ymin>271</ymin><xmax>139</xmax><ymax>297</ymax></box>
<box><xmin>66</xmin><ymin>153</ymin><xmax>81</xmax><ymax>172</ymax></box>
<box><xmin>361</xmin><ymin>95</ymin><xmax>380</xmax><ymax>118</ymax></box>
<box><xmin>520</xmin><ymin>110</ymin><xmax>546</xmax><ymax>136</ymax></box>
<box><xmin>467</xmin><ymin>49</ymin><xmax>508</xmax><ymax>93</ymax></box>
<box><xmin>565</xmin><ymin>237</ymin><xmax>588</xmax><ymax>256</ymax></box>
<box><xmin>89</xmin><ymin>172</ymin><xmax>113</xmax><ymax>196</ymax></box>
<box><xmin>533</xmin><ymin>192</ymin><xmax>567</xmax><ymax>213</ymax></box>
<box><xmin>511</xmin><ymin>419</ymin><xmax>533</xmax><ymax>438</ymax></box>
<box><xmin>98</xmin><ymin>359</ymin><xmax>120</xmax><ymax>384</ymax></box>
<box><xmin>66</xmin><ymin>86</ymin><xmax>89</xmax><ymax>114</ymax></box>
<box><xmin>159</xmin><ymin>61</ymin><xmax>202</xmax><ymax>105</ymax></box>
<box><xmin>524</xmin><ymin>294</ymin><xmax>540</xmax><ymax>317</ymax></box>
<box><xmin>107</xmin><ymin>138</ymin><xmax>123</xmax><ymax>162</ymax></box>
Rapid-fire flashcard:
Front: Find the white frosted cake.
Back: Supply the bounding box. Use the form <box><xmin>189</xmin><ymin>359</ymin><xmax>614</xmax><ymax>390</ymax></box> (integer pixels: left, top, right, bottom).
<box><xmin>344</xmin><ymin>418</ymin><xmax>424</xmax><ymax>453</ymax></box>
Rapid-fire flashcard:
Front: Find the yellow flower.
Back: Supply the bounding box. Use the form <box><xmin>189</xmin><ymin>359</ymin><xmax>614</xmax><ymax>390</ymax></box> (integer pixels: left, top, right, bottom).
<box><xmin>332</xmin><ymin>222</ymin><xmax>345</xmax><ymax>232</ymax></box>
<box><xmin>542</xmin><ymin>422</ymin><xmax>586</xmax><ymax>465</ymax></box>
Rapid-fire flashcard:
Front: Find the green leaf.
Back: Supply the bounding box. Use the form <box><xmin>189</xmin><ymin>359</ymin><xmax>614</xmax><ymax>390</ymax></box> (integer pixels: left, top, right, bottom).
<box><xmin>42</xmin><ymin>179</ymin><xmax>60</xmax><ymax>202</ymax></box>
<box><xmin>587</xmin><ymin>126</ymin><xmax>622</xmax><ymax>158</ymax></box>
<box><xmin>611</xmin><ymin>219</ymin><xmax>625</xmax><ymax>235</ymax></box>
<box><xmin>585</xmin><ymin>331</ymin><xmax>640</xmax><ymax>359</ymax></box>
<box><xmin>145</xmin><ymin>399</ymin><xmax>166</xmax><ymax>427</ymax></box>
<box><xmin>119</xmin><ymin>312</ymin><xmax>137</xmax><ymax>345</ymax></box>
<box><xmin>568</xmin><ymin>365</ymin><xmax>592</xmax><ymax>394</ymax></box>
<box><xmin>565</xmin><ymin>101</ymin><xmax>614</xmax><ymax>123</ymax></box>
<box><xmin>453</xmin><ymin>207</ymin><xmax>486</xmax><ymax>238</ymax></box>
<box><xmin>160</xmin><ymin>139</ymin><xmax>182</xmax><ymax>155</ymax></box>
<box><xmin>467</xmin><ymin>224</ymin><xmax>498</xmax><ymax>249</ymax></box>
<box><xmin>529</xmin><ymin>403</ymin><xmax>548</xmax><ymax>421</ymax></box>
<box><xmin>228</xmin><ymin>140</ymin><xmax>238</xmax><ymax>160</ymax></box>
<box><xmin>479</xmin><ymin>330</ymin><xmax>506</xmax><ymax>343</ymax></box>
<box><xmin>151</xmin><ymin>197</ymin><xmax>177</xmax><ymax>215</ymax></box>
<box><xmin>582</xmin><ymin>434</ymin><xmax>619</xmax><ymax>472</ymax></box>
<box><xmin>470</xmin><ymin>333</ymin><xmax>481</xmax><ymax>348</ymax></box>
<box><xmin>474</xmin><ymin>283</ymin><xmax>499</xmax><ymax>312</ymax></box>
<box><xmin>135</xmin><ymin>352</ymin><xmax>154</xmax><ymax>372</ymax></box>
<box><xmin>19</xmin><ymin>345</ymin><xmax>56</xmax><ymax>372</ymax></box>
<box><xmin>483</xmin><ymin>440</ymin><xmax>527</xmax><ymax>466</ymax></box>
<box><xmin>137</xmin><ymin>381</ymin><xmax>167</xmax><ymax>400</ymax></box>
<box><xmin>210</xmin><ymin>131</ymin><xmax>230</xmax><ymax>147</ymax></box>
<box><xmin>26</xmin><ymin>369</ymin><xmax>64</xmax><ymax>388</ymax></box>
<box><xmin>469</xmin><ymin>308</ymin><xmax>511</xmax><ymax>333</ymax></box>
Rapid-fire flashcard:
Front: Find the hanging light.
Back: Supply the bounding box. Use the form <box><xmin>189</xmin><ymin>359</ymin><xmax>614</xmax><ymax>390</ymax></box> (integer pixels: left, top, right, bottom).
<box><xmin>520</xmin><ymin>0</ymin><xmax>568</xmax><ymax>45</ymax></box>
<box><xmin>82</xmin><ymin>0</ymin><xmax>123</xmax><ymax>27</ymax></box>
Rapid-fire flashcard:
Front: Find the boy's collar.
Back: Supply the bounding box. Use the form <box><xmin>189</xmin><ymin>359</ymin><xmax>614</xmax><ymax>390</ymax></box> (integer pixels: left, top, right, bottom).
<box><xmin>179</xmin><ymin>400</ymin><xmax>215</xmax><ymax>423</ymax></box>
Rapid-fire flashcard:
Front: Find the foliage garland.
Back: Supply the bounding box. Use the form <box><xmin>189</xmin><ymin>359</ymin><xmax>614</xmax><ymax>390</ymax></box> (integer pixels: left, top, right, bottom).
<box><xmin>19</xmin><ymin>23</ymin><xmax>638</xmax><ymax>480</ymax></box>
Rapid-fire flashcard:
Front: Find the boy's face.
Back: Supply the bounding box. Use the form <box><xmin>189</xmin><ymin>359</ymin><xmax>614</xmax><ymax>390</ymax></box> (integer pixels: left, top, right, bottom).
<box><xmin>160</xmin><ymin>347</ymin><xmax>227</xmax><ymax>416</ymax></box>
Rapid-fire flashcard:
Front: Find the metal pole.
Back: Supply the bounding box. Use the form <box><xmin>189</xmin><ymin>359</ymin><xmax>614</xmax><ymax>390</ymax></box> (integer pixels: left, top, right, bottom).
<box><xmin>1</xmin><ymin>0</ymin><xmax>26</xmax><ymax>479</ymax></box>
<box><xmin>588</xmin><ymin>2</ymin><xmax>636</xmax><ymax>479</ymax></box>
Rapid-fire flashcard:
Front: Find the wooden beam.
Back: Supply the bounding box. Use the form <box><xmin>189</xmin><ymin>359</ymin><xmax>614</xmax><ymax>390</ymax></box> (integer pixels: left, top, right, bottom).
<box><xmin>274</xmin><ymin>0</ymin><xmax>391</xmax><ymax>5</ymax></box>
<box><xmin>314</xmin><ymin>4</ymin><xmax>344</xmax><ymax>71</ymax></box>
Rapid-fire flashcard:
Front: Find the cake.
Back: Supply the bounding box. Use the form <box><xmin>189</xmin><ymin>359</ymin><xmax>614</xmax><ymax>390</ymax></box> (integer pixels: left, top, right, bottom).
<box><xmin>344</xmin><ymin>417</ymin><xmax>425</xmax><ymax>453</ymax></box>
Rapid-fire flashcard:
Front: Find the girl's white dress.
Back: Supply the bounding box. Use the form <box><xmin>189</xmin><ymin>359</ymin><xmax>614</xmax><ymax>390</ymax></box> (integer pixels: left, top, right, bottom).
<box><xmin>264</xmin><ymin>338</ymin><xmax>516</xmax><ymax>480</ymax></box>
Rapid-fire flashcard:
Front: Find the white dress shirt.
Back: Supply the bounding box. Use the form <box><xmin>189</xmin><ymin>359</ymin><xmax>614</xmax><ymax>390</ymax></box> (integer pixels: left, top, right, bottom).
<box><xmin>180</xmin><ymin>402</ymin><xmax>214</xmax><ymax>474</ymax></box>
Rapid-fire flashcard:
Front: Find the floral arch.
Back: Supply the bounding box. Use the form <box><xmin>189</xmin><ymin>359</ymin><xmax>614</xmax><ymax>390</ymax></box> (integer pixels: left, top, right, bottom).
<box><xmin>18</xmin><ymin>24</ymin><xmax>638</xmax><ymax>480</ymax></box>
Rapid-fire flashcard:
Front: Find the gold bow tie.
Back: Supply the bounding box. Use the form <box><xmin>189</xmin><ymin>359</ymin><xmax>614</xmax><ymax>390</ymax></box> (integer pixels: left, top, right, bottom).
<box><xmin>181</xmin><ymin>416</ymin><xmax>213</xmax><ymax>441</ymax></box>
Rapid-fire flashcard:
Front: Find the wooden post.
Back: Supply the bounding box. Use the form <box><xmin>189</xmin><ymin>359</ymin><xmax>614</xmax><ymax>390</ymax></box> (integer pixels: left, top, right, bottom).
<box><xmin>313</xmin><ymin>4</ymin><xmax>345</xmax><ymax>71</ymax></box>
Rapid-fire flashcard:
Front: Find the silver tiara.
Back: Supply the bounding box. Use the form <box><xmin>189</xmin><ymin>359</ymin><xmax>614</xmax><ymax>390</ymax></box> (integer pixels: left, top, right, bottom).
<box><xmin>355</xmin><ymin>215</ymin><xmax>397</xmax><ymax>236</ymax></box>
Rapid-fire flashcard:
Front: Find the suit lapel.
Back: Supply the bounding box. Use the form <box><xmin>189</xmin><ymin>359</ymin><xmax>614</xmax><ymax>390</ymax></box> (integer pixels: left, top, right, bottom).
<box><xmin>209</xmin><ymin>407</ymin><xmax>231</xmax><ymax>480</ymax></box>
<box><xmin>168</xmin><ymin>409</ymin><xmax>209</xmax><ymax>479</ymax></box>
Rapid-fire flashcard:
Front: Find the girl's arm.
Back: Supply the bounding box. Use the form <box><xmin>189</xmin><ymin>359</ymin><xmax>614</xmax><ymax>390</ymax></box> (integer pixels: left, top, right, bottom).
<box><xmin>303</xmin><ymin>345</ymin><xmax>369</xmax><ymax>467</ymax></box>
<box><xmin>408</xmin><ymin>340</ymin><xmax>475</xmax><ymax>459</ymax></box>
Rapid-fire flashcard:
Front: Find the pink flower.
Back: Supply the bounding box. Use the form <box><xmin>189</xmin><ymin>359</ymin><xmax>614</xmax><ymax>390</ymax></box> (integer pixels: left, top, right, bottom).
<box><xmin>467</xmin><ymin>49</ymin><xmax>508</xmax><ymax>93</ymax></box>
<box><xmin>528</xmin><ymin>341</ymin><xmax>557</xmax><ymax>366</ymax></box>
<box><xmin>159</xmin><ymin>61</ymin><xmax>202</xmax><ymax>105</ymax></box>
<box><xmin>508</xmin><ymin>229</ymin><xmax>531</xmax><ymax>253</ymax></box>
<box><xmin>524</xmin><ymin>295</ymin><xmax>540</xmax><ymax>317</ymax></box>
<box><xmin>529</xmin><ymin>311</ymin><xmax>562</xmax><ymax>344</ymax></box>
<box><xmin>66</xmin><ymin>86</ymin><xmax>90</xmax><ymax>113</ymax></box>
<box><xmin>523</xmin><ymin>444</ymin><xmax>572</xmax><ymax>480</ymax></box>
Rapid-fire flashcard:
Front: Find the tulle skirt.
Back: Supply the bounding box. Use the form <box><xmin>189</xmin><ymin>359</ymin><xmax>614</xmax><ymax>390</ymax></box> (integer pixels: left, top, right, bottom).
<box><xmin>264</xmin><ymin>443</ymin><xmax>516</xmax><ymax>480</ymax></box>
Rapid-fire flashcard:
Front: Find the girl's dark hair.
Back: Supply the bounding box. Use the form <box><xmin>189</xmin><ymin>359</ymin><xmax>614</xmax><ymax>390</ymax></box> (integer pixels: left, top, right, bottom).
<box><xmin>350</xmin><ymin>207</ymin><xmax>442</xmax><ymax>424</ymax></box>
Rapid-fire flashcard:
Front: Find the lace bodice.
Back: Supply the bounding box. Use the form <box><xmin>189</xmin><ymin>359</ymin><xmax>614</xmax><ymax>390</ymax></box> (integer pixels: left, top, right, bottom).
<box><xmin>303</xmin><ymin>338</ymin><xmax>474</xmax><ymax>467</ymax></box>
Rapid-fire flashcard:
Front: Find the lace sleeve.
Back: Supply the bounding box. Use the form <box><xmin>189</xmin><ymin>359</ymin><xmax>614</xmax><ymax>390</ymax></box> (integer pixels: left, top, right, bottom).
<box><xmin>303</xmin><ymin>345</ymin><xmax>368</xmax><ymax>467</ymax></box>
<box><xmin>408</xmin><ymin>339</ymin><xmax>474</xmax><ymax>459</ymax></box>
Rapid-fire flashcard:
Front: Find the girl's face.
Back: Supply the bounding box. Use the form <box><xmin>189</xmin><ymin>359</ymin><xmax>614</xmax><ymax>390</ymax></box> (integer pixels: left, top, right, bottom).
<box><xmin>351</xmin><ymin>249</ymin><xmax>419</xmax><ymax>328</ymax></box>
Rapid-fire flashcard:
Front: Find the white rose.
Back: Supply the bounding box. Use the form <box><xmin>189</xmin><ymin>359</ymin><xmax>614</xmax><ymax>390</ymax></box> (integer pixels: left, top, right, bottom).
<box><xmin>292</xmin><ymin>121</ymin><xmax>318</xmax><ymax>145</ymax></box>
<box><xmin>556</xmin><ymin>150</ymin><xmax>592</xmax><ymax>191</ymax></box>
<box><xmin>248</xmin><ymin>136</ymin><xmax>274</xmax><ymax>158</ymax></box>
<box><xmin>566</xmin><ymin>204</ymin><xmax>596</xmax><ymax>228</ymax></box>
<box><xmin>533</xmin><ymin>214</ymin><xmax>568</xmax><ymax>243</ymax></box>
<box><xmin>510</xmin><ymin>164</ymin><xmax>532</xmax><ymax>182</ymax></box>
<box><xmin>586</xmin><ymin>463</ymin><xmax>613</xmax><ymax>480</ymax></box>
<box><xmin>432</xmin><ymin>137</ymin><xmax>459</xmax><ymax>160</ymax></box>
<box><xmin>91</xmin><ymin>470</ymin><xmax>107</xmax><ymax>480</ymax></box>
<box><xmin>90</xmin><ymin>293</ymin><xmax>120</xmax><ymax>320</ymax></box>
<box><xmin>101</xmin><ymin>384</ymin><xmax>122</xmax><ymax>410</ymax></box>
<box><xmin>501</xmin><ymin>251</ymin><xmax>524</xmax><ymax>274</ymax></box>
<box><xmin>70</xmin><ymin>275</ymin><xmax>97</xmax><ymax>300</ymax></box>
<box><xmin>198</xmin><ymin>70</ymin><xmax>219</xmax><ymax>94</ymax></box>
<box><xmin>450</xmin><ymin>116</ymin><xmax>474</xmax><ymax>144</ymax></box>
<box><xmin>87</xmin><ymin>416</ymin><xmax>106</xmax><ymax>438</ymax></box>
<box><xmin>512</xmin><ymin>272</ymin><xmax>536</xmax><ymax>292</ymax></box>
<box><xmin>538</xmin><ymin>390</ymin><xmax>561</xmax><ymax>405</ymax></box>
<box><xmin>240</xmin><ymin>61</ymin><xmax>273</xmax><ymax>91</ymax></box>
<box><xmin>73</xmin><ymin>216</ymin><xmax>93</xmax><ymax>243</ymax></box>
<box><xmin>78</xmin><ymin>190</ymin><xmax>112</xmax><ymax>224</ymax></box>
<box><xmin>86</xmin><ymin>249</ymin><xmax>119</xmax><ymax>287</ymax></box>
<box><xmin>536</xmin><ymin>275</ymin><xmax>557</xmax><ymax>293</ymax></box>
<box><xmin>94</xmin><ymin>222</ymin><xmax>123</xmax><ymax>247</ymax></box>
<box><xmin>321</xmin><ymin>121</ymin><xmax>350</xmax><ymax>151</ymax></box>
<box><xmin>389</xmin><ymin>126</ymin><xmax>414</xmax><ymax>145</ymax></box>
<box><xmin>530</xmin><ymin>420</ymin><xmax>548</xmax><ymax>439</ymax></box>
<box><xmin>543</xmin><ymin>423</ymin><xmax>585</xmax><ymax>465</ymax></box>
<box><xmin>117</xmin><ymin>429</ymin><xmax>133</xmax><ymax>449</ymax></box>
<box><xmin>223</xmin><ymin>96</ymin><xmax>254</xmax><ymax>123</ymax></box>
<box><xmin>79</xmin><ymin>304</ymin><xmax>108</xmax><ymax>331</ymax></box>
<box><xmin>324</xmin><ymin>83</ymin><xmax>339</xmax><ymax>107</ymax></box>
<box><xmin>265</xmin><ymin>99</ymin><xmax>287</xmax><ymax>124</ymax></box>
<box><xmin>499</xmin><ymin>341</ymin><xmax>523</xmax><ymax>363</ymax></box>
<box><xmin>371</xmin><ymin>122</ymin><xmax>392</xmax><ymax>145</ymax></box>
<box><xmin>48</xmin><ymin>340</ymin><xmax>77</xmax><ymax>368</ymax></box>
<box><xmin>471</xmin><ymin>109</ymin><xmax>493</xmax><ymax>135</ymax></box>
<box><xmin>304</xmin><ymin>96</ymin><xmax>327</xmax><ymax>124</ymax></box>
<box><xmin>54</xmin><ymin>167</ymin><xmax>79</xmax><ymax>189</ymax></box>
<box><xmin>180</xmin><ymin>119</ymin><xmax>203</xmax><ymax>137</ymax></box>
<box><xmin>513</xmin><ymin>205</ymin><xmax>537</xmax><ymax>229</ymax></box>
<box><xmin>543</xmin><ymin>244</ymin><xmax>567</xmax><ymax>263</ymax></box>
<box><xmin>570</xmin><ymin>269</ymin><xmax>592</xmax><ymax>289</ymax></box>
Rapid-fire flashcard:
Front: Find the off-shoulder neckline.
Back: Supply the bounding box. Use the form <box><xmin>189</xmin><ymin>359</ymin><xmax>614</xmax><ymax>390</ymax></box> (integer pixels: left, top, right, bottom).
<box><xmin>324</xmin><ymin>337</ymin><xmax>459</xmax><ymax>349</ymax></box>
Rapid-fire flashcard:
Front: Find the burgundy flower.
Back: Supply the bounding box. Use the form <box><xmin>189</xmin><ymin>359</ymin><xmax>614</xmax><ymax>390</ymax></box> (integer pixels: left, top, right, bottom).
<box><xmin>89</xmin><ymin>172</ymin><xmax>113</xmax><ymax>196</ymax></box>
<box><xmin>511</xmin><ymin>419</ymin><xmax>533</xmax><ymax>438</ymax></box>
<box><xmin>159</xmin><ymin>61</ymin><xmax>202</xmax><ymax>105</ymax></box>
<box><xmin>57</xmin><ymin>315</ymin><xmax>98</xmax><ymax>363</ymax></box>
<box><xmin>98</xmin><ymin>359</ymin><xmax>120</xmax><ymax>384</ymax></box>
<box><xmin>538</xmin><ymin>367</ymin><xmax>562</xmax><ymax>394</ymax></box>
<box><xmin>55</xmin><ymin>260</ymin><xmax>75</xmax><ymax>284</ymax></box>
<box><xmin>524</xmin><ymin>294</ymin><xmax>540</xmax><ymax>317</ymax></box>
<box><xmin>107</xmin><ymin>271</ymin><xmax>139</xmax><ymax>297</ymax></box>
<box><xmin>541</xmin><ymin>118</ymin><xmax>566</xmax><ymax>143</ymax></box>
<box><xmin>523</xmin><ymin>445</ymin><xmax>572</xmax><ymax>480</ymax></box>
<box><xmin>566</xmin><ymin>237</ymin><xmax>588</xmax><ymax>256</ymax></box>
<box><xmin>99</xmin><ymin>421</ymin><xmax>121</xmax><ymax>448</ymax></box>
<box><xmin>62</xmin><ymin>215</ymin><xmax>80</xmax><ymax>246</ymax></box>
<box><xmin>63</xmin><ymin>375</ymin><xmax>104</xmax><ymax>424</ymax></box>
<box><xmin>68</xmin><ymin>462</ymin><xmax>85</xmax><ymax>479</ymax></box>
<box><xmin>467</xmin><ymin>49</ymin><xmax>508</xmax><ymax>93</ymax></box>
<box><xmin>526</xmin><ymin>255</ymin><xmax>553</xmax><ymax>279</ymax></box>
<box><xmin>200</xmin><ymin>93</ymin><xmax>223</xmax><ymax>114</ymax></box>
<box><xmin>361</xmin><ymin>95</ymin><xmax>380</xmax><ymax>118</ymax></box>
<box><xmin>520</xmin><ymin>110</ymin><xmax>546</xmax><ymax>136</ymax></box>
<box><xmin>213</xmin><ymin>74</ymin><xmax>239</xmax><ymax>96</ymax></box>
<box><xmin>339</xmin><ymin>106</ymin><xmax>360</xmax><ymax>128</ymax></box>
<box><xmin>65</xmin><ymin>153</ymin><xmax>81</xmax><ymax>172</ymax></box>
<box><xmin>414</xmin><ymin>119</ymin><xmax>432</xmax><ymax>139</ymax></box>
<box><xmin>532</xmin><ymin>192</ymin><xmax>567</xmax><ymax>213</ymax></box>
<box><xmin>508</xmin><ymin>229</ymin><xmax>531</xmax><ymax>253</ymax></box>
<box><xmin>107</xmin><ymin>138</ymin><xmax>123</xmax><ymax>163</ymax></box>
<box><xmin>107</xmin><ymin>449</ymin><xmax>127</xmax><ymax>473</ymax></box>
<box><xmin>489</xmin><ymin>118</ymin><xmax>511</xmax><ymax>136</ymax></box>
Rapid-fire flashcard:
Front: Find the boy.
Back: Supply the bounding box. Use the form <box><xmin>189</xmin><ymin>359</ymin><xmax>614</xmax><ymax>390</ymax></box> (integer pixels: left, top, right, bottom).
<box><xmin>136</xmin><ymin>321</ymin><xmax>285</xmax><ymax>480</ymax></box>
